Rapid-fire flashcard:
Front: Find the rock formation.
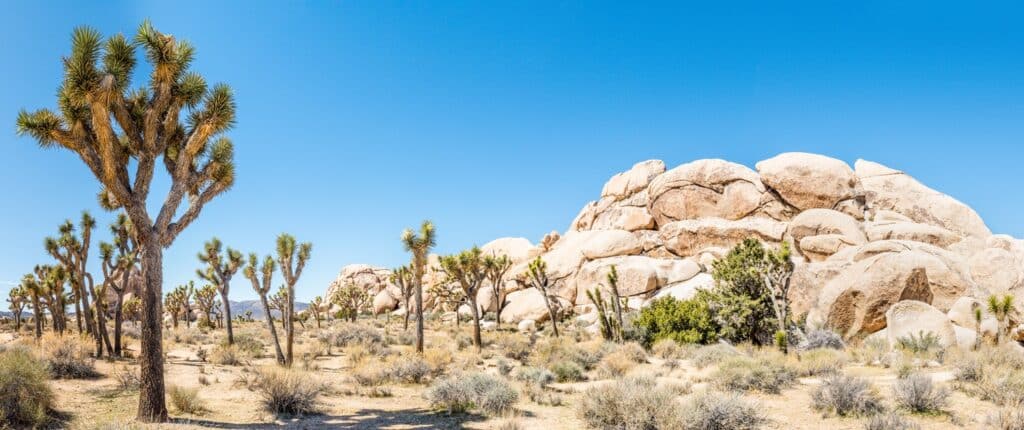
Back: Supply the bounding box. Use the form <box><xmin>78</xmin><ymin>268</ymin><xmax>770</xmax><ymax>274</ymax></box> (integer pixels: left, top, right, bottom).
<box><xmin>326</xmin><ymin>152</ymin><xmax>1024</xmax><ymax>342</ymax></box>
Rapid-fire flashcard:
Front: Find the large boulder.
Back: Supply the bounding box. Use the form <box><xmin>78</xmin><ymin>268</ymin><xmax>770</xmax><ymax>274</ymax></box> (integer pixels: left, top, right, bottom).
<box><xmin>968</xmin><ymin>248</ymin><xmax>1022</xmax><ymax>294</ymax></box>
<box><xmin>646</xmin><ymin>273</ymin><xmax>714</xmax><ymax>303</ymax></box>
<box><xmin>864</xmin><ymin>221</ymin><xmax>960</xmax><ymax>248</ymax></box>
<box><xmin>579</xmin><ymin>229</ymin><xmax>643</xmax><ymax>259</ymax></box>
<box><xmin>660</xmin><ymin>217</ymin><xmax>787</xmax><ymax>257</ymax></box>
<box><xmin>573</xmin><ymin>256</ymin><xmax>701</xmax><ymax>304</ymax></box>
<box><xmin>946</xmin><ymin>296</ymin><xmax>999</xmax><ymax>338</ymax></box>
<box><xmin>602</xmin><ymin>159</ymin><xmax>666</xmax><ymax>200</ymax></box>
<box><xmin>480</xmin><ymin>237</ymin><xmax>536</xmax><ymax>264</ymax></box>
<box><xmin>326</xmin><ymin>264</ymin><xmax>392</xmax><ymax>300</ymax></box>
<box><xmin>855</xmin><ymin>159</ymin><xmax>991</xmax><ymax>240</ymax></box>
<box><xmin>372</xmin><ymin>290</ymin><xmax>398</xmax><ymax>315</ymax></box>
<box><xmin>590</xmin><ymin>206</ymin><xmax>656</xmax><ymax>231</ymax></box>
<box><xmin>501</xmin><ymin>288</ymin><xmax>568</xmax><ymax>323</ymax></box>
<box><xmin>648</xmin><ymin>159</ymin><xmax>793</xmax><ymax>226</ymax></box>
<box><xmin>885</xmin><ymin>300</ymin><xmax>958</xmax><ymax>348</ymax></box>
<box><xmin>756</xmin><ymin>152</ymin><xmax>859</xmax><ymax>211</ymax></box>
<box><xmin>787</xmin><ymin>209</ymin><xmax>866</xmax><ymax>261</ymax></box>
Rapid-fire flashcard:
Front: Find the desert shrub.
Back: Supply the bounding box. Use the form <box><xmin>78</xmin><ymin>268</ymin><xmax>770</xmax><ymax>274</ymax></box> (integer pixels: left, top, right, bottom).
<box><xmin>634</xmin><ymin>296</ymin><xmax>718</xmax><ymax>347</ymax></box>
<box><xmin>895</xmin><ymin>331</ymin><xmax>941</xmax><ymax>355</ymax></box>
<box><xmin>496</xmin><ymin>358</ymin><xmax>514</xmax><ymax>376</ymax></box>
<box><xmin>892</xmin><ymin>373</ymin><xmax>949</xmax><ymax>414</ymax></box>
<box><xmin>39</xmin><ymin>334</ymin><xmax>98</xmax><ymax>379</ymax></box>
<box><xmin>704</xmin><ymin>239</ymin><xmax>785</xmax><ymax>345</ymax></box>
<box><xmin>711</xmin><ymin>356</ymin><xmax>796</xmax><ymax>394</ymax></box>
<box><xmin>522</xmin><ymin>383</ymin><xmax>564</xmax><ymax>406</ymax></box>
<box><xmin>987</xmin><ymin>407</ymin><xmax>1024</xmax><ymax>430</ymax></box>
<box><xmin>680</xmin><ymin>390</ymin><xmax>766</xmax><ymax>430</ymax></box>
<box><xmin>331</xmin><ymin>323</ymin><xmax>386</xmax><ymax>351</ymax></box>
<box><xmin>113</xmin><ymin>365</ymin><xmax>141</xmax><ymax>392</ymax></box>
<box><xmin>496</xmin><ymin>418</ymin><xmax>524</xmax><ymax>430</ymax></box>
<box><xmin>423</xmin><ymin>347</ymin><xmax>454</xmax><ymax>376</ymax></box>
<box><xmin>596</xmin><ymin>349</ymin><xmax>639</xmax><ymax>378</ymax></box>
<box><xmin>864</xmin><ymin>412</ymin><xmax>920</xmax><ymax>430</ymax></box>
<box><xmin>952</xmin><ymin>346</ymin><xmax>1024</xmax><ymax>406</ymax></box>
<box><xmin>0</xmin><ymin>348</ymin><xmax>54</xmax><ymax>427</ymax></box>
<box><xmin>387</xmin><ymin>354</ymin><xmax>432</xmax><ymax>384</ymax></box>
<box><xmin>228</xmin><ymin>334</ymin><xmax>265</xmax><ymax>359</ymax></box>
<box><xmin>799</xmin><ymin>329</ymin><xmax>845</xmax><ymax>351</ymax></box>
<box><xmin>494</xmin><ymin>333</ymin><xmax>532</xmax><ymax>361</ymax></box>
<box><xmin>615</xmin><ymin>342</ymin><xmax>648</xmax><ymax>363</ymax></box>
<box><xmin>391</xmin><ymin>330</ymin><xmax>416</xmax><ymax>346</ymax></box>
<box><xmin>549</xmin><ymin>360</ymin><xmax>585</xmax><ymax>382</ymax></box>
<box><xmin>853</xmin><ymin>337</ymin><xmax>894</xmax><ymax>366</ymax></box>
<box><xmin>690</xmin><ymin>343</ymin><xmax>741</xmax><ymax>369</ymax></box>
<box><xmin>351</xmin><ymin>359</ymin><xmax>391</xmax><ymax>386</ymax></box>
<box><xmin>811</xmin><ymin>374</ymin><xmax>885</xmax><ymax>417</ymax></box>
<box><xmin>210</xmin><ymin>344</ymin><xmax>243</xmax><ymax>366</ymax></box>
<box><xmin>651</xmin><ymin>338</ymin><xmax>683</xmax><ymax>359</ymax></box>
<box><xmin>195</xmin><ymin>347</ymin><xmax>208</xmax><ymax>362</ymax></box>
<box><xmin>168</xmin><ymin>385</ymin><xmax>207</xmax><ymax>415</ymax></box>
<box><xmin>425</xmin><ymin>373</ymin><xmax>518</xmax><ymax>416</ymax></box>
<box><xmin>253</xmin><ymin>367</ymin><xmax>326</xmax><ymax>415</ymax></box>
<box><xmin>576</xmin><ymin>375</ymin><xmax>684</xmax><ymax>429</ymax></box>
<box><xmin>794</xmin><ymin>348</ymin><xmax>847</xmax><ymax>376</ymax></box>
<box><xmin>514</xmin><ymin>366</ymin><xmax>555</xmax><ymax>387</ymax></box>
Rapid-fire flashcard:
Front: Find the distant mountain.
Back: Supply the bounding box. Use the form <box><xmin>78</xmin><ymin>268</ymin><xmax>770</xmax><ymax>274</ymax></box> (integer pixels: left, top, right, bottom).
<box><xmin>228</xmin><ymin>300</ymin><xmax>308</xmax><ymax>320</ymax></box>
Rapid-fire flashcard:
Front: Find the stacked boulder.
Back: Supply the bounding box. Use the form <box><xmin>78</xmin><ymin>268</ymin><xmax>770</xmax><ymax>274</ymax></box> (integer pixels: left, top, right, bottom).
<box><xmin>327</xmin><ymin>153</ymin><xmax>1024</xmax><ymax>344</ymax></box>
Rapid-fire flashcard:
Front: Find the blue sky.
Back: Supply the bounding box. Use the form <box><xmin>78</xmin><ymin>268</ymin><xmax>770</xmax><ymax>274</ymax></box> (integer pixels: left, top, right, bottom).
<box><xmin>1</xmin><ymin>1</ymin><xmax>1022</xmax><ymax>301</ymax></box>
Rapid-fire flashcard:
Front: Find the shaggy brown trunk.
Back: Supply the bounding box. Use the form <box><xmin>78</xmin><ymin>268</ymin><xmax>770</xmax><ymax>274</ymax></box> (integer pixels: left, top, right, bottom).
<box><xmin>114</xmin><ymin>292</ymin><xmax>125</xmax><ymax>356</ymax></box>
<box><xmin>74</xmin><ymin>299</ymin><xmax>84</xmax><ymax>334</ymax></box>
<box><xmin>259</xmin><ymin>294</ymin><xmax>285</xmax><ymax>365</ymax></box>
<box><xmin>79</xmin><ymin>282</ymin><xmax>96</xmax><ymax>339</ymax></box>
<box><xmin>469</xmin><ymin>298</ymin><xmax>482</xmax><ymax>351</ymax></box>
<box><xmin>136</xmin><ymin>242</ymin><xmax>168</xmax><ymax>423</ymax></box>
<box><xmin>32</xmin><ymin>299</ymin><xmax>42</xmax><ymax>339</ymax></box>
<box><xmin>539</xmin><ymin>290</ymin><xmax>559</xmax><ymax>338</ymax></box>
<box><xmin>285</xmin><ymin>285</ymin><xmax>294</xmax><ymax>366</ymax></box>
<box><xmin>220</xmin><ymin>290</ymin><xmax>233</xmax><ymax>345</ymax></box>
<box><xmin>493</xmin><ymin>287</ymin><xmax>504</xmax><ymax>330</ymax></box>
<box><xmin>415</xmin><ymin>279</ymin><xmax>424</xmax><ymax>353</ymax></box>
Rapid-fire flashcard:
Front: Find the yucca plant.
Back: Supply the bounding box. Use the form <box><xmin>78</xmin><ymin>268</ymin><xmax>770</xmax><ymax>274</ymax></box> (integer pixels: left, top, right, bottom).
<box><xmin>244</xmin><ymin>253</ymin><xmax>285</xmax><ymax>365</ymax></box>
<box><xmin>401</xmin><ymin>221</ymin><xmax>436</xmax><ymax>353</ymax></box>
<box><xmin>308</xmin><ymin>296</ymin><xmax>325</xmax><ymax>329</ymax></box>
<box><xmin>15</xmin><ymin>21</ymin><xmax>238</xmax><ymax>421</ymax></box>
<box><xmin>7</xmin><ymin>285</ymin><xmax>26</xmax><ymax>331</ymax></box>
<box><xmin>196</xmin><ymin>238</ymin><xmax>243</xmax><ymax>344</ymax></box>
<box><xmin>331</xmin><ymin>283</ymin><xmax>369</xmax><ymax>322</ymax></box>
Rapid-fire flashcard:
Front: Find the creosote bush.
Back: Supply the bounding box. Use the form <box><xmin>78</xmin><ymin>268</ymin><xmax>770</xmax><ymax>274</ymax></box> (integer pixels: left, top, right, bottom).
<box><xmin>952</xmin><ymin>345</ymin><xmax>1024</xmax><ymax>407</ymax></box>
<box><xmin>167</xmin><ymin>385</ymin><xmax>207</xmax><ymax>415</ymax></box>
<box><xmin>514</xmin><ymin>366</ymin><xmax>555</xmax><ymax>387</ymax></box>
<box><xmin>691</xmin><ymin>343</ymin><xmax>740</xmax><ymax>369</ymax></box>
<box><xmin>549</xmin><ymin>360</ymin><xmax>585</xmax><ymax>382</ymax></box>
<box><xmin>425</xmin><ymin>373</ymin><xmax>518</xmax><ymax>416</ymax></box>
<box><xmin>987</xmin><ymin>407</ymin><xmax>1024</xmax><ymax>430</ymax></box>
<box><xmin>210</xmin><ymin>344</ymin><xmax>243</xmax><ymax>366</ymax></box>
<box><xmin>864</xmin><ymin>412</ymin><xmax>921</xmax><ymax>430</ymax></box>
<box><xmin>253</xmin><ymin>367</ymin><xmax>327</xmax><ymax>415</ymax></box>
<box><xmin>892</xmin><ymin>373</ymin><xmax>949</xmax><ymax>414</ymax></box>
<box><xmin>680</xmin><ymin>390</ymin><xmax>766</xmax><ymax>430</ymax></box>
<box><xmin>794</xmin><ymin>348</ymin><xmax>847</xmax><ymax>376</ymax></box>
<box><xmin>0</xmin><ymin>348</ymin><xmax>54</xmax><ymax>428</ymax></box>
<box><xmin>799</xmin><ymin>329</ymin><xmax>845</xmax><ymax>351</ymax></box>
<box><xmin>811</xmin><ymin>374</ymin><xmax>885</xmax><ymax>417</ymax></box>
<box><xmin>711</xmin><ymin>355</ymin><xmax>796</xmax><ymax>394</ymax></box>
<box><xmin>576</xmin><ymin>375</ymin><xmax>684</xmax><ymax>429</ymax></box>
<box><xmin>40</xmin><ymin>334</ymin><xmax>98</xmax><ymax>379</ymax></box>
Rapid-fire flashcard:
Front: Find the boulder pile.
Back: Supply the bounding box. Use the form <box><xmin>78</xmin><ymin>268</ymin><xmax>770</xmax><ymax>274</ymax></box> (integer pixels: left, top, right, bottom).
<box><xmin>326</xmin><ymin>153</ymin><xmax>1024</xmax><ymax>345</ymax></box>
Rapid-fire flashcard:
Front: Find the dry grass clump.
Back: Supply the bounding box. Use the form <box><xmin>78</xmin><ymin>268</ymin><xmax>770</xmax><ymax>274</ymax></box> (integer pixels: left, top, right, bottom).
<box><xmin>549</xmin><ymin>360</ymin><xmax>585</xmax><ymax>382</ymax></box>
<box><xmin>228</xmin><ymin>334</ymin><xmax>265</xmax><ymax>359</ymax></box>
<box><xmin>892</xmin><ymin>373</ymin><xmax>949</xmax><ymax>414</ymax></box>
<box><xmin>864</xmin><ymin>412</ymin><xmax>921</xmax><ymax>430</ymax></box>
<box><xmin>514</xmin><ymin>366</ymin><xmax>555</xmax><ymax>387</ymax></box>
<box><xmin>651</xmin><ymin>338</ymin><xmax>690</xmax><ymax>359</ymax></box>
<box><xmin>529</xmin><ymin>337</ymin><xmax>605</xmax><ymax>371</ymax></box>
<box><xmin>987</xmin><ymin>407</ymin><xmax>1024</xmax><ymax>430</ymax></box>
<box><xmin>680</xmin><ymin>390</ymin><xmax>766</xmax><ymax>430</ymax></box>
<box><xmin>793</xmin><ymin>348</ymin><xmax>847</xmax><ymax>376</ymax></box>
<box><xmin>576</xmin><ymin>375</ymin><xmax>683</xmax><ymax>429</ymax></box>
<box><xmin>39</xmin><ymin>333</ymin><xmax>98</xmax><ymax>379</ymax></box>
<box><xmin>425</xmin><ymin>372</ymin><xmax>518</xmax><ymax>416</ymax></box>
<box><xmin>387</xmin><ymin>354</ymin><xmax>432</xmax><ymax>384</ymax></box>
<box><xmin>423</xmin><ymin>347</ymin><xmax>454</xmax><ymax>376</ymax></box>
<box><xmin>167</xmin><ymin>385</ymin><xmax>207</xmax><ymax>415</ymax></box>
<box><xmin>210</xmin><ymin>344</ymin><xmax>244</xmax><ymax>366</ymax></box>
<box><xmin>0</xmin><ymin>347</ymin><xmax>55</xmax><ymax>428</ymax></box>
<box><xmin>690</xmin><ymin>343</ymin><xmax>740</xmax><ymax>368</ymax></box>
<box><xmin>594</xmin><ymin>342</ymin><xmax>648</xmax><ymax>378</ymax></box>
<box><xmin>811</xmin><ymin>374</ymin><xmax>885</xmax><ymax>417</ymax></box>
<box><xmin>799</xmin><ymin>329</ymin><xmax>845</xmax><ymax>351</ymax></box>
<box><xmin>952</xmin><ymin>345</ymin><xmax>1024</xmax><ymax>407</ymax></box>
<box><xmin>711</xmin><ymin>355</ymin><xmax>796</xmax><ymax>394</ymax></box>
<box><xmin>252</xmin><ymin>367</ymin><xmax>327</xmax><ymax>416</ymax></box>
<box><xmin>113</xmin><ymin>365</ymin><xmax>140</xmax><ymax>392</ymax></box>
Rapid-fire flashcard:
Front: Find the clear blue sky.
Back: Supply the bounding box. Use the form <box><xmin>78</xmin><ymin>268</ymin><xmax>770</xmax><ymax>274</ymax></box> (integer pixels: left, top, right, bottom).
<box><xmin>2</xmin><ymin>1</ymin><xmax>1022</xmax><ymax>301</ymax></box>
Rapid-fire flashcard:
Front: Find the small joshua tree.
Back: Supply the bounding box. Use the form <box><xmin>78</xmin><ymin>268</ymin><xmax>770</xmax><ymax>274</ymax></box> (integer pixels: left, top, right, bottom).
<box><xmin>7</xmin><ymin>286</ymin><xmax>26</xmax><ymax>332</ymax></box>
<box><xmin>401</xmin><ymin>221</ymin><xmax>436</xmax><ymax>353</ymax></box>
<box><xmin>164</xmin><ymin>291</ymin><xmax>182</xmax><ymax>329</ymax></box>
<box><xmin>973</xmin><ymin>306</ymin><xmax>984</xmax><ymax>350</ymax></box>
<box><xmin>45</xmin><ymin>213</ymin><xmax>108</xmax><ymax>355</ymax></box>
<box><xmin>194</xmin><ymin>284</ymin><xmax>220</xmax><ymax>329</ymax></box>
<box><xmin>308</xmin><ymin>296</ymin><xmax>325</xmax><ymax>329</ymax></box>
<box><xmin>483</xmin><ymin>254</ymin><xmax>512</xmax><ymax>329</ymax></box>
<box><xmin>332</xmin><ymin>284</ymin><xmax>369</xmax><ymax>322</ymax></box>
<box><xmin>987</xmin><ymin>294</ymin><xmax>1015</xmax><ymax>344</ymax></box>
<box><xmin>21</xmin><ymin>274</ymin><xmax>45</xmax><ymax>339</ymax></box>
<box><xmin>35</xmin><ymin>264</ymin><xmax>69</xmax><ymax>334</ymax></box>
<box><xmin>196</xmin><ymin>238</ymin><xmax>243</xmax><ymax>344</ymax></box>
<box><xmin>440</xmin><ymin>247</ymin><xmax>488</xmax><ymax>351</ymax></box>
<box><xmin>100</xmin><ymin>213</ymin><xmax>139</xmax><ymax>356</ymax></box>
<box><xmin>276</xmin><ymin>234</ymin><xmax>312</xmax><ymax>367</ymax></box>
<box><xmin>587</xmin><ymin>266</ymin><xmax>625</xmax><ymax>343</ymax></box>
<box><xmin>244</xmin><ymin>253</ymin><xmax>284</xmax><ymax>365</ymax></box>
<box><xmin>390</xmin><ymin>265</ymin><xmax>416</xmax><ymax>330</ymax></box>
<box><xmin>428</xmin><ymin>282</ymin><xmax>466</xmax><ymax>327</ymax></box>
<box><xmin>123</xmin><ymin>296</ymin><xmax>142</xmax><ymax>327</ymax></box>
<box><xmin>525</xmin><ymin>257</ymin><xmax>560</xmax><ymax>338</ymax></box>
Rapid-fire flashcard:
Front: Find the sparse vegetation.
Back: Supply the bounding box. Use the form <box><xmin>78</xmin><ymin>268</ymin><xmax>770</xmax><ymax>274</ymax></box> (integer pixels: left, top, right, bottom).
<box><xmin>0</xmin><ymin>348</ymin><xmax>55</xmax><ymax>427</ymax></box>
<box><xmin>253</xmin><ymin>367</ymin><xmax>326</xmax><ymax>415</ymax></box>
<box><xmin>680</xmin><ymin>391</ymin><xmax>767</xmax><ymax>430</ymax></box>
<box><xmin>811</xmin><ymin>374</ymin><xmax>885</xmax><ymax>417</ymax></box>
<box><xmin>892</xmin><ymin>373</ymin><xmax>949</xmax><ymax>414</ymax></box>
<box><xmin>425</xmin><ymin>372</ymin><xmax>518</xmax><ymax>416</ymax></box>
<box><xmin>167</xmin><ymin>385</ymin><xmax>207</xmax><ymax>415</ymax></box>
<box><xmin>576</xmin><ymin>375</ymin><xmax>685</xmax><ymax>429</ymax></box>
<box><xmin>711</xmin><ymin>355</ymin><xmax>796</xmax><ymax>394</ymax></box>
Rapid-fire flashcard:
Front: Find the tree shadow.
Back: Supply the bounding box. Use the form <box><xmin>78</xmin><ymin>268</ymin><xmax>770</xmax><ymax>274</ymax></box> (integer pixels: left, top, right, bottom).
<box><xmin>173</xmin><ymin>408</ymin><xmax>486</xmax><ymax>429</ymax></box>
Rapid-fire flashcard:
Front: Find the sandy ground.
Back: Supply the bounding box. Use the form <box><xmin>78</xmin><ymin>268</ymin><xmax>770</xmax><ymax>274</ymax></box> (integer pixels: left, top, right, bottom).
<box><xmin>0</xmin><ymin>321</ymin><xmax>1009</xmax><ymax>429</ymax></box>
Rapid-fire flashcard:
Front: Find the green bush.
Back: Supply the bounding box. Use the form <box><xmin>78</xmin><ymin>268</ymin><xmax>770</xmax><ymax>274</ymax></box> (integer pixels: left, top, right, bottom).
<box><xmin>425</xmin><ymin>373</ymin><xmax>518</xmax><ymax>416</ymax></box>
<box><xmin>680</xmin><ymin>391</ymin><xmax>766</xmax><ymax>430</ymax></box>
<box><xmin>711</xmin><ymin>356</ymin><xmax>796</xmax><ymax>394</ymax></box>
<box><xmin>549</xmin><ymin>361</ymin><xmax>585</xmax><ymax>382</ymax></box>
<box><xmin>706</xmin><ymin>239</ymin><xmax>782</xmax><ymax>345</ymax></box>
<box><xmin>811</xmin><ymin>374</ymin><xmax>884</xmax><ymax>417</ymax></box>
<box><xmin>0</xmin><ymin>348</ymin><xmax>54</xmax><ymax>427</ymax></box>
<box><xmin>634</xmin><ymin>296</ymin><xmax>717</xmax><ymax>346</ymax></box>
<box><xmin>576</xmin><ymin>375</ymin><xmax>684</xmax><ymax>429</ymax></box>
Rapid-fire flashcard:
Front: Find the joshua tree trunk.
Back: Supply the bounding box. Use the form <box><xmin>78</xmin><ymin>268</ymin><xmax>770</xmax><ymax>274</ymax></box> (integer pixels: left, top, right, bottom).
<box><xmin>285</xmin><ymin>287</ymin><xmax>294</xmax><ymax>367</ymax></box>
<box><xmin>415</xmin><ymin>279</ymin><xmax>424</xmax><ymax>353</ymax></box>
<box><xmin>469</xmin><ymin>298</ymin><xmax>482</xmax><ymax>351</ymax></box>
<box><xmin>220</xmin><ymin>291</ymin><xmax>233</xmax><ymax>345</ymax></box>
<box><xmin>260</xmin><ymin>295</ymin><xmax>285</xmax><ymax>365</ymax></box>
<box><xmin>137</xmin><ymin>243</ymin><xmax>168</xmax><ymax>422</ymax></box>
<box><xmin>31</xmin><ymin>299</ymin><xmax>42</xmax><ymax>339</ymax></box>
<box><xmin>539</xmin><ymin>292</ymin><xmax>559</xmax><ymax>338</ymax></box>
<box><xmin>114</xmin><ymin>291</ymin><xmax>125</xmax><ymax>356</ymax></box>
<box><xmin>74</xmin><ymin>299</ymin><xmax>84</xmax><ymax>334</ymax></box>
<box><xmin>403</xmin><ymin>297</ymin><xmax>411</xmax><ymax>331</ymax></box>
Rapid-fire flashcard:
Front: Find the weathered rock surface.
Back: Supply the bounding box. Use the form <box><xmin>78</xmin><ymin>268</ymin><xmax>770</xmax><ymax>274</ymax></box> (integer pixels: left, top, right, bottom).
<box><xmin>756</xmin><ymin>152</ymin><xmax>858</xmax><ymax>211</ymax></box>
<box><xmin>885</xmin><ymin>300</ymin><xmax>958</xmax><ymax>348</ymax></box>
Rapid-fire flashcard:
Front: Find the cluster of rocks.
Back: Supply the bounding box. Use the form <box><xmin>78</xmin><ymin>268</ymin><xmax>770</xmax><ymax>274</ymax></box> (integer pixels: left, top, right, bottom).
<box><xmin>327</xmin><ymin>152</ymin><xmax>1024</xmax><ymax>346</ymax></box>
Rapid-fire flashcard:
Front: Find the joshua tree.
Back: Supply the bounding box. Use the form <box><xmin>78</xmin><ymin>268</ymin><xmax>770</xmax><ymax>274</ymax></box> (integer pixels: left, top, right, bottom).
<box><xmin>483</xmin><ymin>254</ymin><xmax>512</xmax><ymax>329</ymax></box>
<box><xmin>401</xmin><ymin>220</ymin><xmax>436</xmax><ymax>353</ymax></box>
<box><xmin>194</xmin><ymin>284</ymin><xmax>220</xmax><ymax>329</ymax></box>
<box><xmin>100</xmin><ymin>213</ymin><xmax>139</xmax><ymax>356</ymax></box>
<box><xmin>45</xmin><ymin>213</ymin><xmax>105</xmax><ymax>355</ymax></box>
<box><xmin>276</xmin><ymin>234</ymin><xmax>311</xmax><ymax>367</ymax></box>
<box><xmin>21</xmin><ymin>275</ymin><xmax>44</xmax><ymax>339</ymax></box>
<box><xmin>35</xmin><ymin>264</ymin><xmax>69</xmax><ymax>335</ymax></box>
<box><xmin>587</xmin><ymin>265</ymin><xmax>625</xmax><ymax>342</ymax></box>
<box><xmin>391</xmin><ymin>265</ymin><xmax>416</xmax><ymax>330</ymax></box>
<box><xmin>331</xmin><ymin>284</ymin><xmax>369</xmax><ymax>322</ymax></box>
<box><xmin>196</xmin><ymin>238</ymin><xmax>243</xmax><ymax>344</ymax></box>
<box><xmin>122</xmin><ymin>296</ymin><xmax>142</xmax><ymax>328</ymax></box>
<box><xmin>987</xmin><ymin>294</ymin><xmax>1015</xmax><ymax>344</ymax></box>
<box><xmin>7</xmin><ymin>286</ymin><xmax>26</xmax><ymax>332</ymax></box>
<box><xmin>525</xmin><ymin>257</ymin><xmax>560</xmax><ymax>337</ymax></box>
<box><xmin>17</xmin><ymin>21</ymin><xmax>239</xmax><ymax>420</ymax></box>
<box><xmin>973</xmin><ymin>306</ymin><xmax>984</xmax><ymax>350</ymax></box>
<box><xmin>269</xmin><ymin>286</ymin><xmax>289</xmax><ymax>327</ymax></box>
<box><xmin>439</xmin><ymin>247</ymin><xmax>488</xmax><ymax>351</ymax></box>
<box><xmin>308</xmin><ymin>296</ymin><xmax>325</xmax><ymax>329</ymax></box>
<box><xmin>164</xmin><ymin>291</ymin><xmax>182</xmax><ymax>329</ymax></box>
<box><xmin>245</xmin><ymin>253</ymin><xmax>285</xmax><ymax>365</ymax></box>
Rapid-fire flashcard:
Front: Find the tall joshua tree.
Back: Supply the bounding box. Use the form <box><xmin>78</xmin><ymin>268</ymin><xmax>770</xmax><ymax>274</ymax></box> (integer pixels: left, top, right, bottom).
<box><xmin>391</xmin><ymin>265</ymin><xmax>415</xmax><ymax>330</ymax></box>
<box><xmin>196</xmin><ymin>238</ymin><xmax>243</xmax><ymax>344</ymax></box>
<box><xmin>44</xmin><ymin>213</ymin><xmax>98</xmax><ymax>350</ymax></box>
<box><xmin>21</xmin><ymin>275</ymin><xmax>44</xmax><ymax>339</ymax></box>
<box><xmin>483</xmin><ymin>254</ymin><xmax>512</xmax><ymax>328</ymax></box>
<box><xmin>401</xmin><ymin>221</ymin><xmax>436</xmax><ymax>353</ymax></box>
<box><xmin>36</xmin><ymin>264</ymin><xmax>69</xmax><ymax>335</ymax></box>
<box><xmin>16</xmin><ymin>22</ymin><xmax>237</xmax><ymax>421</ymax></box>
<box><xmin>245</xmin><ymin>253</ymin><xmax>285</xmax><ymax>365</ymax></box>
<box><xmin>7</xmin><ymin>286</ymin><xmax>26</xmax><ymax>332</ymax></box>
<box><xmin>100</xmin><ymin>213</ymin><xmax>139</xmax><ymax>356</ymax></box>
<box><xmin>194</xmin><ymin>284</ymin><xmax>220</xmax><ymax>329</ymax></box>
<box><xmin>439</xmin><ymin>247</ymin><xmax>488</xmax><ymax>351</ymax></box>
<box><xmin>525</xmin><ymin>257</ymin><xmax>560</xmax><ymax>337</ymax></box>
<box><xmin>276</xmin><ymin>234</ymin><xmax>312</xmax><ymax>367</ymax></box>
